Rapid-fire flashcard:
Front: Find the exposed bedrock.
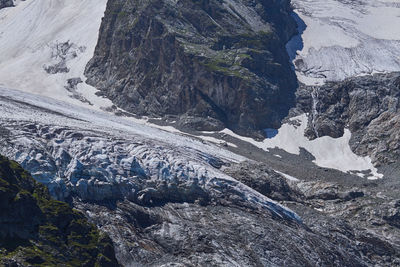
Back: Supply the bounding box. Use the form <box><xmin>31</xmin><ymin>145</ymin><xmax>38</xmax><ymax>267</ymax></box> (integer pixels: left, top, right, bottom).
<box><xmin>0</xmin><ymin>0</ymin><xmax>13</xmax><ymax>9</ymax></box>
<box><xmin>75</xmin><ymin>161</ymin><xmax>400</xmax><ymax>266</ymax></box>
<box><xmin>85</xmin><ymin>0</ymin><xmax>298</xmax><ymax>135</ymax></box>
<box><xmin>295</xmin><ymin>72</ymin><xmax>400</xmax><ymax>166</ymax></box>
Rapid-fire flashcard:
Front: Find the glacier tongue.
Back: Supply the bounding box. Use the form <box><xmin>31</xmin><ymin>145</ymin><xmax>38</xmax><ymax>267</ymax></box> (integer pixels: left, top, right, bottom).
<box><xmin>0</xmin><ymin>87</ymin><xmax>300</xmax><ymax>222</ymax></box>
<box><xmin>289</xmin><ymin>0</ymin><xmax>400</xmax><ymax>85</ymax></box>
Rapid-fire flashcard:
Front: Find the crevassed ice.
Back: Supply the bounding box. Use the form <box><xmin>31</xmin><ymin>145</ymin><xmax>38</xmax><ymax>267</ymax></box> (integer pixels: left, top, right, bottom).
<box><xmin>288</xmin><ymin>0</ymin><xmax>400</xmax><ymax>85</ymax></box>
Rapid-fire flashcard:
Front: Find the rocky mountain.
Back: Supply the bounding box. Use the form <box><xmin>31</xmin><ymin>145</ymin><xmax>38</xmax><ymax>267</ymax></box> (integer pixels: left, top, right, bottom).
<box><xmin>295</xmin><ymin>72</ymin><xmax>400</xmax><ymax>166</ymax></box>
<box><xmin>0</xmin><ymin>0</ymin><xmax>399</xmax><ymax>266</ymax></box>
<box><xmin>0</xmin><ymin>155</ymin><xmax>119</xmax><ymax>266</ymax></box>
<box><xmin>85</xmin><ymin>0</ymin><xmax>298</xmax><ymax>134</ymax></box>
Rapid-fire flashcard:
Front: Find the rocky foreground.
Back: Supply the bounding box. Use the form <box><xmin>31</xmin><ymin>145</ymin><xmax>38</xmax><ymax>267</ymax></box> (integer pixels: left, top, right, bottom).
<box><xmin>0</xmin><ymin>88</ymin><xmax>398</xmax><ymax>266</ymax></box>
<box><xmin>74</xmin><ymin>160</ymin><xmax>400</xmax><ymax>266</ymax></box>
<box><xmin>1</xmin><ymin>151</ymin><xmax>399</xmax><ymax>266</ymax></box>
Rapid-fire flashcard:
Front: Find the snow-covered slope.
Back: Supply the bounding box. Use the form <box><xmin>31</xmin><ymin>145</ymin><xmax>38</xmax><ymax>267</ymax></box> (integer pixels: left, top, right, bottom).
<box><xmin>0</xmin><ymin>0</ymin><xmax>111</xmax><ymax>108</ymax></box>
<box><xmin>288</xmin><ymin>0</ymin><xmax>400</xmax><ymax>85</ymax></box>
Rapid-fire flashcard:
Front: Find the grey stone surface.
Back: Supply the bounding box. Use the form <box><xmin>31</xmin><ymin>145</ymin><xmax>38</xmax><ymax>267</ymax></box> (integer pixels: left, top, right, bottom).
<box><xmin>85</xmin><ymin>0</ymin><xmax>298</xmax><ymax>135</ymax></box>
<box><xmin>295</xmin><ymin>72</ymin><xmax>400</xmax><ymax>165</ymax></box>
<box><xmin>73</xmin><ymin>161</ymin><xmax>400</xmax><ymax>266</ymax></box>
<box><xmin>1</xmin><ymin>86</ymin><xmax>399</xmax><ymax>266</ymax></box>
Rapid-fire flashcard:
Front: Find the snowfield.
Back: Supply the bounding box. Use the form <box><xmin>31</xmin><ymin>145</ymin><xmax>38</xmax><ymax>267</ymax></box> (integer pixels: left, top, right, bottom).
<box><xmin>288</xmin><ymin>0</ymin><xmax>400</xmax><ymax>85</ymax></box>
<box><xmin>0</xmin><ymin>0</ymin><xmax>111</xmax><ymax>108</ymax></box>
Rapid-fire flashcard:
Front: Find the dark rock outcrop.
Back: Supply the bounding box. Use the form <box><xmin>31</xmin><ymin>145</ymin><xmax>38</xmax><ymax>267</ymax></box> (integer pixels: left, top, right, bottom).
<box><xmin>292</xmin><ymin>179</ymin><xmax>400</xmax><ymax>266</ymax></box>
<box><xmin>0</xmin><ymin>155</ymin><xmax>119</xmax><ymax>266</ymax></box>
<box><xmin>295</xmin><ymin>72</ymin><xmax>400</xmax><ymax>165</ymax></box>
<box><xmin>229</xmin><ymin>162</ymin><xmax>400</xmax><ymax>267</ymax></box>
<box><xmin>85</xmin><ymin>0</ymin><xmax>298</xmax><ymax>134</ymax></box>
<box><xmin>77</xmin><ymin>199</ymin><xmax>368</xmax><ymax>267</ymax></box>
<box><xmin>224</xmin><ymin>162</ymin><xmax>303</xmax><ymax>201</ymax></box>
<box><xmin>0</xmin><ymin>0</ymin><xmax>13</xmax><ymax>10</ymax></box>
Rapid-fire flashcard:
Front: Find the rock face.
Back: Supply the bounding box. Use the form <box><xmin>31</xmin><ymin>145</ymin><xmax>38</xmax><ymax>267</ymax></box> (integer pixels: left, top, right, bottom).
<box><xmin>0</xmin><ymin>155</ymin><xmax>119</xmax><ymax>267</ymax></box>
<box><xmin>295</xmin><ymin>72</ymin><xmax>400</xmax><ymax>165</ymax></box>
<box><xmin>85</xmin><ymin>0</ymin><xmax>298</xmax><ymax>134</ymax></box>
<box><xmin>0</xmin><ymin>0</ymin><xmax>13</xmax><ymax>10</ymax></box>
<box><xmin>228</xmin><ymin>162</ymin><xmax>400</xmax><ymax>267</ymax></box>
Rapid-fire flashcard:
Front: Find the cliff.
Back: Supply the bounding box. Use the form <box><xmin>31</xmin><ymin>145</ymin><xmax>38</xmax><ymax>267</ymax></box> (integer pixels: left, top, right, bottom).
<box><xmin>296</xmin><ymin>72</ymin><xmax>400</xmax><ymax>166</ymax></box>
<box><xmin>85</xmin><ymin>0</ymin><xmax>297</xmax><ymax>134</ymax></box>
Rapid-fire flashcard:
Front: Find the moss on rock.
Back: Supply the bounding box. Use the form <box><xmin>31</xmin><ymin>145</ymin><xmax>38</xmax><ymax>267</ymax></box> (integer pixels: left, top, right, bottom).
<box><xmin>0</xmin><ymin>155</ymin><xmax>120</xmax><ymax>266</ymax></box>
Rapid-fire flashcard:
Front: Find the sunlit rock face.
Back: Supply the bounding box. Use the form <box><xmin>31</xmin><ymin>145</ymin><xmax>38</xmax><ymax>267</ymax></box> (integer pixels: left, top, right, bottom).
<box><xmin>85</xmin><ymin>0</ymin><xmax>298</xmax><ymax>134</ymax></box>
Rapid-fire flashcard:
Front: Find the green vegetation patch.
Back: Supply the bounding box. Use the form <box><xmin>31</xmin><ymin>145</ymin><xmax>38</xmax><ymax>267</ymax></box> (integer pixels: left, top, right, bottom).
<box><xmin>0</xmin><ymin>155</ymin><xmax>119</xmax><ymax>266</ymax></box>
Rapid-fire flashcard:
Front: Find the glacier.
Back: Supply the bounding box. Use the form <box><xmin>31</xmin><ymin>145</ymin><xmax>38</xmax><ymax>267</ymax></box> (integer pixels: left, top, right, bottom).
<box><xmin>0</xmin><ymin>86</ymin><xmax>300</xmax><ymax>222</ymax></box>
<box><xmin>288</xmin><ymin>0</ymin><xmax>400</xmax><ymax>85</ymax></box>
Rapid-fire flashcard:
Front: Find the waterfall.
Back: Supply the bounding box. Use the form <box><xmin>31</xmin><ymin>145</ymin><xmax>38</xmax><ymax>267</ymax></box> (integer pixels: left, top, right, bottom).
<box><xmin>311</xmin><ymin>86</ymin><xmax>319</xmax><ymax>138</ymax></box>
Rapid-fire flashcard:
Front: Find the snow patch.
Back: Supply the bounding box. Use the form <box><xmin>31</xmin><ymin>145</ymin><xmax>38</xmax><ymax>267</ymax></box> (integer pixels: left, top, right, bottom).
<box><xmin>221</xmin><ymin>114</ymin><xmax>383</xmax><ymax>180</ymax></box>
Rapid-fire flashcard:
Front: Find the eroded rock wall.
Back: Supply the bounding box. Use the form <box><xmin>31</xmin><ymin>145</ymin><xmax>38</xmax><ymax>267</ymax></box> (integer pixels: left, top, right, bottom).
<box><xmin>295</xmin><ymin>72</ymin><xmax>400</xmax><ymax>165</ymax></box>
<box><xmin>85</xmin><ymin>0</ymin><xmax>298</xmax><ymax>134</ymax></box>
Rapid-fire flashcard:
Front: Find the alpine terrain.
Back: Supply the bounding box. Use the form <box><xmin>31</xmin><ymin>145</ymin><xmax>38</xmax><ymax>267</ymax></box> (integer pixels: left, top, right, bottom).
<box><xmin>0</xmin><ymin>0</ymin><xmax>399</xmax><ymax>266</ymax></box>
